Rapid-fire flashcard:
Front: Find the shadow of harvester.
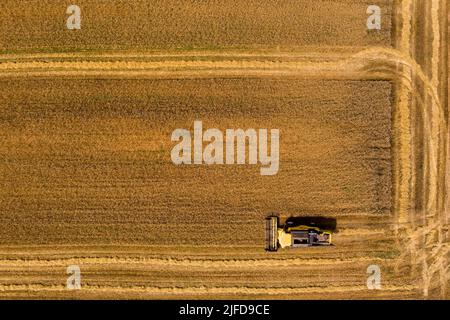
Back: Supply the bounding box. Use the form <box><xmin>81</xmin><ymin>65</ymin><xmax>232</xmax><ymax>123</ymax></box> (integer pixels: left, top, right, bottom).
<box><xmin>284</xmin><ymin>216</ymin><xmax>337</xmax><ymax>233</ymax></box>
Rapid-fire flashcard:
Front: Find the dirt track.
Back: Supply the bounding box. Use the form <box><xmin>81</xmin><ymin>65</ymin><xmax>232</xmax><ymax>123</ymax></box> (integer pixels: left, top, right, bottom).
<box><xmin>0</xmin><ymin>0</ymin><xmax>448</xmax><ymax>299</ymax></box>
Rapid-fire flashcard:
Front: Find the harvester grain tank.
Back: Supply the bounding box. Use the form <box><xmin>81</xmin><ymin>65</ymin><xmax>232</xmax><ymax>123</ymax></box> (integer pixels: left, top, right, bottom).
<box><xmin>265</xmin><ymin>215</ymin><xmax>336</xmax><ymax>251</ymax></box>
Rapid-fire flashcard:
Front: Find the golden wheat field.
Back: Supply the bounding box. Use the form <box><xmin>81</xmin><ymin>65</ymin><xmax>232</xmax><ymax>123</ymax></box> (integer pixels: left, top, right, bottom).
<box><xmin>0</xmin><ymin>0</ymin><xmax>448</xmax><ymax>299</ymax></box>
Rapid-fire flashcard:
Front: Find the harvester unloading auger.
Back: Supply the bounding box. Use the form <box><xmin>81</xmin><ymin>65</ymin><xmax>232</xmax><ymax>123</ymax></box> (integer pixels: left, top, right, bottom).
<box><xmin>265</xmin><ymin>215</ymin><xmax>337</xmax><ymax>251</ymax></box>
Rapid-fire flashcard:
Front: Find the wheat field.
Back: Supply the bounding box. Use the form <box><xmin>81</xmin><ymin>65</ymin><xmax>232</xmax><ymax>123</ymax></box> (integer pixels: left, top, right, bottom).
<box><xmin>0</xmin><ymin>0</ymin><xmax>448</xmax><ymax>299</ymax></box>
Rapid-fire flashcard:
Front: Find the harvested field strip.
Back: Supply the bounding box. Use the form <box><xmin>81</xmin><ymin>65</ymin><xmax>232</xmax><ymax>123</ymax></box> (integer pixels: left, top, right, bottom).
<box><xmin>0</xmin><ymin>284</ymin><xmax>416</xmax><ymax>295</ymax></box>
<box><xmin>0</xmin><ymin>256</ymin><xmax>396</xmax><ymax>268</ymax></box>
<box><xmin>0</xmin><ymin>47</ymin><xmax>431</xmax><ymax>80</ymax></box>
<box><xmin>0</xmin><ymin>247</ymin><xmax>400</xmax><ymax>262</ymax></box>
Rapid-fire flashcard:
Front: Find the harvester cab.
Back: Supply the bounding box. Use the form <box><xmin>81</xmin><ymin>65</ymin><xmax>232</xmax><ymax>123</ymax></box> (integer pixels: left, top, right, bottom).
<box><xmin>265</xmin><ymin>215</ymin><xmax>336</xmax><ymax>251</ymax></box>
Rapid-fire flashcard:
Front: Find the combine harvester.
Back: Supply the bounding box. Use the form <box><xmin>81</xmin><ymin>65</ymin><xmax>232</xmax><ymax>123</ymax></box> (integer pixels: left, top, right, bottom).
<box><xmin>265</xmin><ymin>215</ymin><xmax>336</xmax><ymax>251</ymax></box>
